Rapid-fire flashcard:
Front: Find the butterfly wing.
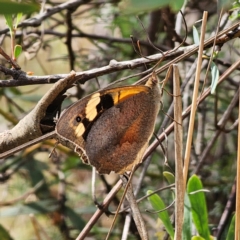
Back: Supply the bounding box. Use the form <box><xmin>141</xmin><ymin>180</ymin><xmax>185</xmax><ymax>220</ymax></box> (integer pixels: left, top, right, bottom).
<box><xmin>56</xmin><ymin>85</ymin><xmax>148</xmax><ymax>144</ymax></box>
<box><xmin>56</xmin><ymin>75</ymin><xmax>161</xmax><ymax>174</ymax></box>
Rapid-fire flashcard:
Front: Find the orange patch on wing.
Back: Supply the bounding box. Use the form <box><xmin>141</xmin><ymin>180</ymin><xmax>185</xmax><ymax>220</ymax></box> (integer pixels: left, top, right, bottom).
<box><xmin>119</xmin><ymin>115</ymin><xmax>144</xmax><ymax>145</ymax></box>
<box><xmin>111</xmin><ymin>87</ymin><xmax>148</xmax><ymax>105</ymax></box>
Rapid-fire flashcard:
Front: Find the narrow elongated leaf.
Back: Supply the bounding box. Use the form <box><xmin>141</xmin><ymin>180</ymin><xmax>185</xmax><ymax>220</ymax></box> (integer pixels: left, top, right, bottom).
<box><xmin>147</xmin><ymin>190</ymin><xmax>174</xmax><ymax>239</ymax></box>
<box><xmin>210</xmin><ymin>62</ymin><xmax>219</xmax><ymax>94</ymax></box>
<box><xmin>193</xmin><ymin>25</ymin><xmax>200</xmax><ymax>45</ymax></box>
<box><xmin>183</xmin><ymin>193</ymin><xmax>192</xmax><ymax>240</ymax></box>
<box><xmin>65</xmin><ymin>206</ymin><xmax>85</xmax><ymax>230</ymax></box>
<box><xmin>14</xmin><ymin>45</ymin><xmax>22</xmax><ymax>59</ymax></box>
<box><xmin>187</xmin><ymin>175</ymin><xmax>211</xmax><ymax>240</ymax></box>
<box><xmin>0</xmin><ymin>224</ymin><xmax>14</xmax><ymax>240</ymax></box>
<box><xmin>4</xmin><ymin>15</ymin><xmax>13</xmax><ymax>33</ymax></box>
<box><xmin>163</xmin><ymin>171</ymin><xmax>175</xmax><ymax>184</ymax></box>
<box><xmin>226</xmin><ymin>214</ymin><xmax>235</xmax><ymax>240</ymax></box>
<box><xmin>15</xmin><ymin>12</ymin><xmax>23</xmax><ymax>28</ymax></box>
<box><xmin>0</xmin><ymin>199</ymin><xmax>59</xmax><ymax>217</ymax></box>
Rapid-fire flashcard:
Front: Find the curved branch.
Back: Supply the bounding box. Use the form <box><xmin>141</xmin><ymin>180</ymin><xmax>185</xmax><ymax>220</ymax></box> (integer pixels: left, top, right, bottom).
<box><xmin>0</xmin><ymin>71</ymin><xmax>76</xmax><ymax>153</ymax></box>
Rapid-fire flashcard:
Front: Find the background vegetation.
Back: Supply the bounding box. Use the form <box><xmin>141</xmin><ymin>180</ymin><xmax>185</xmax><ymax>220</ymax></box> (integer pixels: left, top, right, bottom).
<box><xmin>0</xmin><ymin>0</ymin><xmax>239</xmax><ymax>239</ymax></box>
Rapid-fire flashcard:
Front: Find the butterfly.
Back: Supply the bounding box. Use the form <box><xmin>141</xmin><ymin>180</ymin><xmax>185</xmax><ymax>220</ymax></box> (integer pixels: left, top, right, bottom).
<box><xmin>56</xmin><ymin>72</ymin><xmax>161</xmax><ymax>174</ymax></box>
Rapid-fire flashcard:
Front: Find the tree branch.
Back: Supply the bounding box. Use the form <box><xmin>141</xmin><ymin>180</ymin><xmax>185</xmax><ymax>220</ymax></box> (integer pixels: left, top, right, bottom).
<box><xmin>1</xmin><ymin>21</ymin><xmax>240</xmax><ymax>87</ymax></box>
<box><xmin>0</xmin><ymin>71</ymin><xmax>76</xmax><ymax>153</ymax></box>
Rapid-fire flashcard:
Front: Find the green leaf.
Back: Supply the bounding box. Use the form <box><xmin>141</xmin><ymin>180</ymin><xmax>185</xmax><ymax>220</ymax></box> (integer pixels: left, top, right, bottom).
<box><xmin>169</xmin><ymin>0</ymin><xmax>185</xmax><ymax>11</ymax></box>
<box><xmin>191</xmin><ymin>236</ymin><xmax>205</xmax><ymax>240</ymax></box>
<box><xmin>0</xmin><ymin>199</ymin><xmax>59</xmax><ymax>217</ymax></box>
<box><xmin>6</xmin><ymin>87</ymin><xmax>22</xmax><ymax>96</ymax></box>
<box><xmin>226</xmin><ymin>214</ymin><xmax>235</xmax><ymax>240</ymax></box>
<box><xmin>65</xmin><ymin>206</ymin><xmax>85</xmax><ymax>230</ymax></box>
<box><xmin>183</xmin><ymin>193</ymin><xmax>192</xmax><ymax>240</ymax></box>
<box><xmin>119</xmin><ymin>0</ymin><xmax>184</xmax><ymax>15</ymax></box>
<box><xmin>0</xmin><ymin>224</ymin><xmax>14</xmax><ymax>240</ymax></box>
<box><xmin>24</xmin><ymin>158</ymin><xmax>51</xmax><ymax>199</ymax></box>
<box><xmin>147</xmin><ymin>190</ymin><xmax>174</xmax><ymax>239</ymax></box>
<box><xmin>4</xmin><ymin>15</ymin><xmax>13</xmax><ymax>34</ymax></box>
<box><xmin>63</xmin><ymin>156</ymin><xmax>81</xmax><ymax>171</ymax></box>
<box><xmin>193</xmin><ymin>25</ymin><xmax>200</xmax><ymax>45</ymax></box>
<box><xmin>187</xmin><ymin>175</ymin><xmax>211</xmax><ymax>240</ymax></box>
<box><xmin>14</xmin><ymin>45</ymin><xmax>22</xmax><ymax>59</ymax></box>
<box><xmin>15</xmin><ymin>12</ymin><xmax>23</xmax><ymax>28</ymax></box>
<box><xmin>192</xmin><ymin>234</ymin><xmax>215</xmax><ymax>239</ymax></box>
<box><xmin>210</xmin><ymin>62</ymin><xmax>219</xmax><ymax>94</ymax></box>
<box><xmin>0</xmin><ymin>0</ymin><xmax>39</xmax><ymax>14</ymax></box>
<box><xmin>218</xmin><ymin>0</ymin><xmax>233</xmax><ymax>10</ymax></box>
<box><xmin>163</xmin><ymin>171</ymin><xmax>175</xmax><ymax>184</ymax></box>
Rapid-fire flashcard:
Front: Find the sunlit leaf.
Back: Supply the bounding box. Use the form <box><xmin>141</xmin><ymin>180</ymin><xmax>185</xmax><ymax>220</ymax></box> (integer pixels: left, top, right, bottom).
<box><xmin>163</xmin><ymin>171</ymin><xmax>175</xmax><ymax>184</ymax></box>
<box><xmin>15</xmin><ymin>12</ymin><xmax>23</xmax><ymax>28</ymax></box>
<box><xmin>147</xmin><ymin>190</ymin><xmax>174</xmax><ymax>239</ymax></box>
<box><xmin>4</xmin><ymin>15</ymin><xmax>13</xmax><ymax>33</ymax></box>
<box><xmin>14</xmin><ymin>45</ymin><xmax>22</xmax><ymax>59</ymax></box>
<box><xmin>192</xmin><ymin>236</ymin><xmax>205</xmax><ymax>240</ymax></box>
<box><xmin>187</xmin><ymin>175</ymin><xmax>211</xmax><ymax>240</ymax></box>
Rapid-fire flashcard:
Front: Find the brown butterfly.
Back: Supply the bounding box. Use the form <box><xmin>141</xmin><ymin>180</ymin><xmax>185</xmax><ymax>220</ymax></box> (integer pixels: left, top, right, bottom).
<box><xmin>56</xmin><ymin>72</ymin><xmax>161</xmax><ymax>174</ymax></box>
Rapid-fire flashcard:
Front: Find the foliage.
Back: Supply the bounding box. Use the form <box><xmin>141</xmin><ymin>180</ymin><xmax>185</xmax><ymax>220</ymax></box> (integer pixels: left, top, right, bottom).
<box><xmin>0</xmin><ymin>0</ymin><xmax>39</xmax><ymax>14</ymax></box>
<box><xmin>147</xmin><ymin>175</ymin><xmax>222</xmax><ymax>239</ymax></box>
<box><xmin>0</xmin><ymin>0</ymin><xmax>239</xmax><ymax>239</ymax></box>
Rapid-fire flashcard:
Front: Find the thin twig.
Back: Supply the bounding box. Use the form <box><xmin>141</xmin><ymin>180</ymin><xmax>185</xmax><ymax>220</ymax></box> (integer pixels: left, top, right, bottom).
<box><xmin>75</xmin><ymin>180</ymin><xmax>122</xmax><ymax>240</ymax></box>
<box><xmin>122</xmin><ymin>176</ymin><xmax>149</xmax><ymax>240</ymax></box>
<box><xmin>183</xmin><ymin>11</ymin><xmax>208</xmax><ymax>187</ymax></box>
<box><xmin>194</xmin><ymin>89</ymin><xmax>240</xmax><ymax>173</ymax></box>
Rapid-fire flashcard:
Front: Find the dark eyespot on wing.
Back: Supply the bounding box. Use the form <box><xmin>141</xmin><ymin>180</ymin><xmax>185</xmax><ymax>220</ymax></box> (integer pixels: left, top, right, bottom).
<box><xmin>76</xmin><ymin>116</ymin><xmax>82</xmax><ymax>122</ymax></box>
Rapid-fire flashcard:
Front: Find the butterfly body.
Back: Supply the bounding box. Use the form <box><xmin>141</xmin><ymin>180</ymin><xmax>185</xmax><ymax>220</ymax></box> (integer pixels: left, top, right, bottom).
<box><xmin>56</xmin><ymin>73</ymin><xmax>161</xmax><ymax>174</ymax></box>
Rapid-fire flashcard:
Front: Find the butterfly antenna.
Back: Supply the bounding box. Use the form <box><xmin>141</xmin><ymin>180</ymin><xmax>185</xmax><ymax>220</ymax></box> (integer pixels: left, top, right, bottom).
<box><xmin>136</xmin><ymin>16</ymin><xmax>165</xmax><ymax>55</ymax></box>
<box><xmin>130</xmin><ymin>35</ymin><xmax>143</xmax><ymax>58</ymax></box>
<box><xmin>135</xmin><ymin>13</ymin><xmax>187</xmax><ymax>66</ymax></box>
<box><xmin>130</xmin><ymin>16</ymin><xmax>167</xmax><ymax>73</ymax></box>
